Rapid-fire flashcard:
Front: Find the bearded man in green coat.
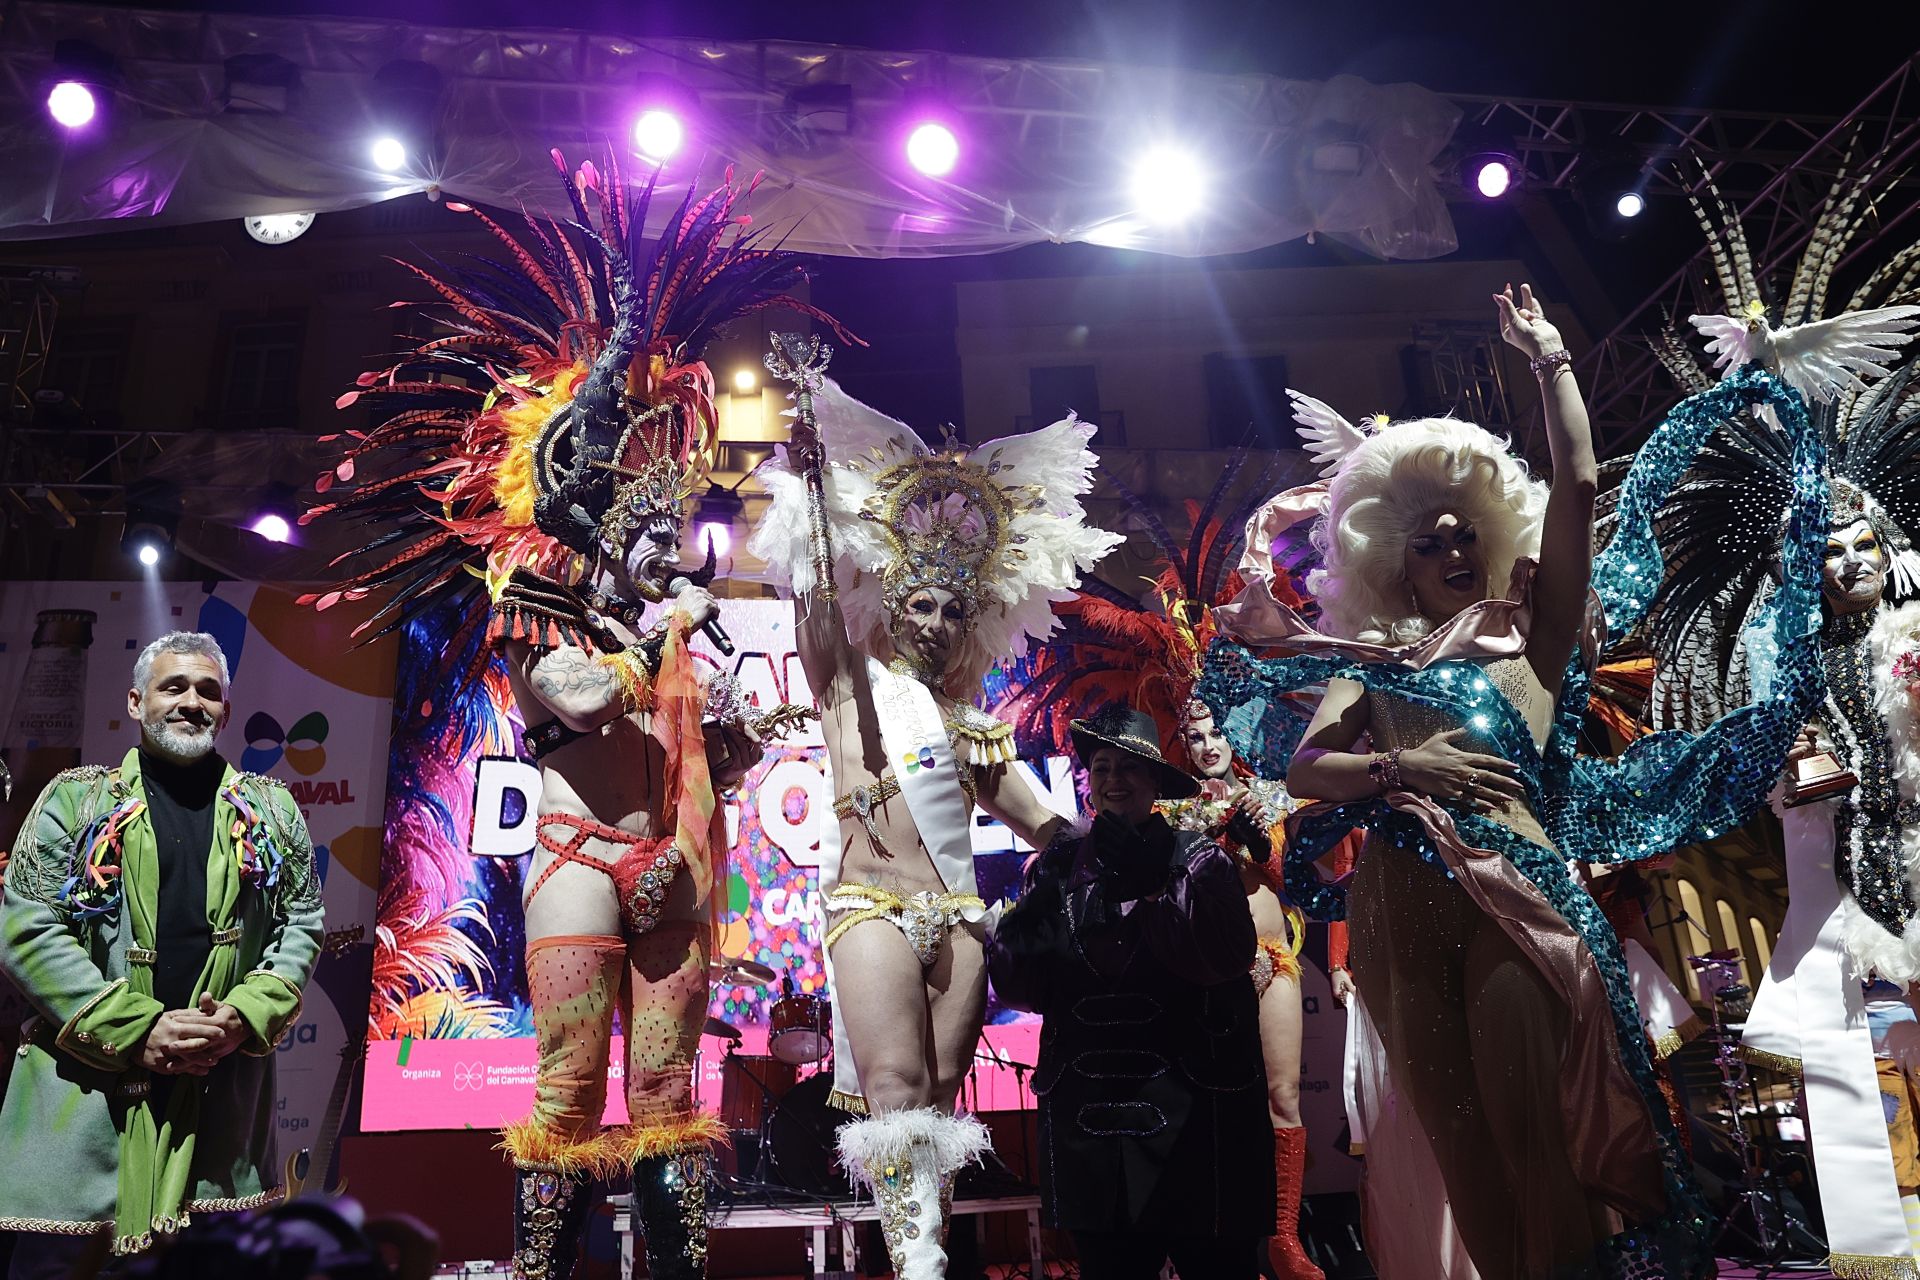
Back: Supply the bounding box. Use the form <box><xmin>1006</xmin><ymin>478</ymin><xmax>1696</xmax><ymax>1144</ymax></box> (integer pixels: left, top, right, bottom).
<box><xmin>0</xmin><ymin>631</ymin><xmax>324</xmax><ymax>1274</ymax></box>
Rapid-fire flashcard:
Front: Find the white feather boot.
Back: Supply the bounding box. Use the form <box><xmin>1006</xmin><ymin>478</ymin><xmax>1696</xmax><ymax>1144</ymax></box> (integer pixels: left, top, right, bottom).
<box><xmin>835</xmin><ymin>1108</ymin><xmax>990</xmax><ymax>1279</ymax></box>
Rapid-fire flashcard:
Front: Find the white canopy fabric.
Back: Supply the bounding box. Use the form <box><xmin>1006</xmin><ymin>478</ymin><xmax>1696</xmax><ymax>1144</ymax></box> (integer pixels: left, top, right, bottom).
<box><xmin>0</xmin><ymin>3</ymin><xmax>1462</xmax><ymax>260</ymax></box>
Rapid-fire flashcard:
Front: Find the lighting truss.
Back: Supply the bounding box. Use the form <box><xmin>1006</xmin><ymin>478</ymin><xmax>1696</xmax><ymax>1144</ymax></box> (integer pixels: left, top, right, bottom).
<box><xmin>1481</xmin><ymin>52</ymin><xmax>1920</xmax><ymax>452</ymax></box>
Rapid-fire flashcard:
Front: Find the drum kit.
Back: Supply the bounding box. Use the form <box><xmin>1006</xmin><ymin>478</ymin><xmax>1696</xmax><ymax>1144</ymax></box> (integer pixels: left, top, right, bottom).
<box><xmin>702</xmin><ymin>955</ymin><xmax>850</xmax><ymax>1198</ymax></box>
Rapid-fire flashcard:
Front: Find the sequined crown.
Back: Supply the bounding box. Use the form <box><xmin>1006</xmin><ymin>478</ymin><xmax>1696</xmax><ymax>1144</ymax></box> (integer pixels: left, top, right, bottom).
<box><xmin>859</xmin><ymin>439</ymin><xmax>1038</xmax><ymax>624</ymax></box>
<box><xmin>587</xmin><ymin>399</ymin><xmax>710</xmax><ymax>554</ymax></box>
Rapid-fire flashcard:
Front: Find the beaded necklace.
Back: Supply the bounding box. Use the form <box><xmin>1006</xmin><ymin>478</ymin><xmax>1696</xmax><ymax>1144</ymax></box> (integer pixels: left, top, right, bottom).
<box><xmin>1820</xmin><ymin>604</ymin><xmax>1919</xmax><ymax>938</ymax></box>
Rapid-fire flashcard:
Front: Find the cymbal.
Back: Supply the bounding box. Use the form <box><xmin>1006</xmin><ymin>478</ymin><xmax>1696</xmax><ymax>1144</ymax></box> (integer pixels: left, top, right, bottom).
<box><xmin>709</xmin><ymin>956</ymin><xmax>779</xmax><ymax>985</ymax></box>
<box><xmin>703</xmin><ymin>1016</ymin><xmax>742</xmax><ymax>1042</ymax></box>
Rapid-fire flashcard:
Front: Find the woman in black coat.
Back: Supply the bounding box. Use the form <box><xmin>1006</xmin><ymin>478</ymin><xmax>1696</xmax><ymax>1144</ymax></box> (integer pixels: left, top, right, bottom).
<box><xmin>987</xmin><ymin>703</ymin><xmax>1274</xmax><ymax>1280</ymax></box>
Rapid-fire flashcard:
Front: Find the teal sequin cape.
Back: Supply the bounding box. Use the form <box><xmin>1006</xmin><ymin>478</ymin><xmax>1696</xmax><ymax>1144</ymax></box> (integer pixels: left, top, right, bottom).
<box><xmin>1197</xmin><ymin>364</ymin><xmax>1827</xmax><ymax>1276</ymax></box>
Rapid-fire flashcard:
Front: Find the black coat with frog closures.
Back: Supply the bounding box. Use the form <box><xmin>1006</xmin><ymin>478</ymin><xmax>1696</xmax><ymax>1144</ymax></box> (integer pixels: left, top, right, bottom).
<box><xmin>986</xmin><ymin>813</ymin><xmax>1275</xmax><ymax>1235</ymax></box>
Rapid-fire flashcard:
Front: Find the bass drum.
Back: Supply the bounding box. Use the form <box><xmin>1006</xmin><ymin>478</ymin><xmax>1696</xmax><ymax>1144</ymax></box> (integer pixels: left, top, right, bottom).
<box><xmin>764</xmin><ymin>1073</ymin><xmax>854</xmax><ymax>1197</ymax></box>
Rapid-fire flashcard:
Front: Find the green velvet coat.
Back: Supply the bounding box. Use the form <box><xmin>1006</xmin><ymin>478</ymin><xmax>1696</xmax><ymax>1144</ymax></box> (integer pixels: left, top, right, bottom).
<box><xmin>0</xmin><ymin>748</ymin><xmax>324</xmax><ymax>1251</ymax></box>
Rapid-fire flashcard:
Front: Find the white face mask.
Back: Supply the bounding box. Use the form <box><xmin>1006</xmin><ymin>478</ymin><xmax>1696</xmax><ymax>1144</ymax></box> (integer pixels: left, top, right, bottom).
<box><xmin>1822</xmin><ymin>517</ymin><xmax>1888</xmax><ymax>616</ymax></box>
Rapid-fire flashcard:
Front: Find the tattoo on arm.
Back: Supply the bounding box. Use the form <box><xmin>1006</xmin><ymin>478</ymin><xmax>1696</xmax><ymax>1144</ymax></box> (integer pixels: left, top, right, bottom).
<box><xmin>530</xmin><ymin>648</ymin><xmax>617</xmax><ymax>703</ymax></box>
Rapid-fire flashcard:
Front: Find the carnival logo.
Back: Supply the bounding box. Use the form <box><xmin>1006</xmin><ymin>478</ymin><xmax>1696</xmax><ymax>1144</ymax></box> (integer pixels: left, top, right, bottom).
<box><xmin>243</xmin><ymin>709</ymin><xmax>329</xmax><ymax>776</ymax></box>
<box><xmin>453</xmin><ymin>1062</ymin><xmax>486</xmax><ymax>1092</ymax></box>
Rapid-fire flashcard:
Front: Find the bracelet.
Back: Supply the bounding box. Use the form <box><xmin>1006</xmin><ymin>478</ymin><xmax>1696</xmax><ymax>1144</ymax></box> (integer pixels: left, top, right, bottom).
<box><xmin>1529</xmin><ymin>349</ymin><xmax>1573</xmax><ymax>377</ymax></box>
<box><xmin>1366</xmin><ymin>748</ymin><xmax>1403</xmax><ymax>793</ymax></box>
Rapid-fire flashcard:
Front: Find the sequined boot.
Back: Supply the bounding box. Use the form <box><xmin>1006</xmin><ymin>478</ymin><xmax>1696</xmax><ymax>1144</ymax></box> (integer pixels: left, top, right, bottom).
<box><xmin>511</xmin><ymin>1163</ymin><xmax>596</xmax><ymax>1280</ymax></box>
<box><xmin>1268</xmin><ymin>1127</ymin><xmax>1326</xmax><ymax>1280</ymax></box>
<box><xmin>630</xmin><ymin>1147</ymin><xmax>713</xmax><ymax>1280</ymax></box>
<box><xmin>836</xmin><ymin>1108</ymin><xmax>990</xmax><ymax>1280</ymax></box>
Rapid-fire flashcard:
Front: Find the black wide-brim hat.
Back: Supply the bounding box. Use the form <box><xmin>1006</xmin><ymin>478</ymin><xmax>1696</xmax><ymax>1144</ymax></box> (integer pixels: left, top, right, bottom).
<box><xmin>1069</xmin><ymin>702</ymin><xmax>1201</xmax><ymax>800</ymax></box>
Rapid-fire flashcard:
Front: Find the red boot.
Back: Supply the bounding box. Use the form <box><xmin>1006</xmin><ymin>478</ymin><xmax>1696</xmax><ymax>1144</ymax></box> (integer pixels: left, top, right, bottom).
<box><xmin>1269</xmin><ymin>1126</ymin><xmax>1326</xmax><ymax>1280</ymax></box>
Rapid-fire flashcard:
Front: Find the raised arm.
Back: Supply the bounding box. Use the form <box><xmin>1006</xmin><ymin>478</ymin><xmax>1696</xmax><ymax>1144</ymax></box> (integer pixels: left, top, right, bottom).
<box><xmin>1496</xmin><ymin>283</ymin><xmax>1596</xmax><ymax>691</ymax></box>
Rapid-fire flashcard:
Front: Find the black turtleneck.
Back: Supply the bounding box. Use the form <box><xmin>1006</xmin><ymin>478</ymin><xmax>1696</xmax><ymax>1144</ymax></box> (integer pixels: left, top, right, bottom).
<box><xmin>140</xmin><ymin>750</ymin><xmax>223</xmax><ymax>1012</ymax></box>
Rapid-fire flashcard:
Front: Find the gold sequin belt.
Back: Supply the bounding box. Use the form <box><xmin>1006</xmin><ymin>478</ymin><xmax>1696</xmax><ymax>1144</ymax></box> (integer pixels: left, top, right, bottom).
<box><xmin>822</xmin><ymin>884</ymin><xmax>986</xmax><ymax>967</ymax></box>
<box><xmin>832</xmin><ymin>775</ymin><xmax>902</xmax><ymax>823</ymax></box>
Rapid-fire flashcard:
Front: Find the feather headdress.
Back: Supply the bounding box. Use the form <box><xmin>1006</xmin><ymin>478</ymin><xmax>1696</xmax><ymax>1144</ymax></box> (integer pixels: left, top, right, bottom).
<box><xmin>1622</xmin><ymin>155</ymin><xmax>1920</xmax><ymax>729</ymax></box>
<box><xmin>993</xmin><ymin>450</ymin><xmax>1308</xmax><ymax>758</ymax></box>
<box><xmin>300</xmin><ymin>153</ymin><xmax>851</xmax><ymax>641</ymax></box>
<box><xmin>1671</xmin><ymin>151</ymin><xmax>1920</xmax><ymax>404</ymax></box>
<box><xmin>751</xmin><ymin>357</ymin><xmax>1123</xmax><ymax>697</ymax></box>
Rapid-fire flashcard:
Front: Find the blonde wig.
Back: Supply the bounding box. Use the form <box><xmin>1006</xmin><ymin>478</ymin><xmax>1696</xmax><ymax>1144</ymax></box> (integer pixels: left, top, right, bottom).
<box><xmin>1307</xmin><ymin>417</ymin><xmax>1547</xmax><ymax>644</ymax></box>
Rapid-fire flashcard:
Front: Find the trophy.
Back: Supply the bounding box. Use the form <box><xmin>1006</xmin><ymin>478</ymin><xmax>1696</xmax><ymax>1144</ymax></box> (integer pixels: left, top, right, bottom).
<box><xmin>1782</xmin><ymin>743</ymin><xmax>1859</xmax><ymax>808</ymax></box>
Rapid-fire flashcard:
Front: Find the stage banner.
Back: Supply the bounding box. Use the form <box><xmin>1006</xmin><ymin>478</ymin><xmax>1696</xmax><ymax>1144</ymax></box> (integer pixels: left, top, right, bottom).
<box><xmin>359</xmin><ymin>594</ymin><xmax>1354</xmax><ymax>1190</ymax></box>
<box><xmin>0</xmin><ymin>579</ymin><xmax>393</xmax><ymax>1158</ymax></box>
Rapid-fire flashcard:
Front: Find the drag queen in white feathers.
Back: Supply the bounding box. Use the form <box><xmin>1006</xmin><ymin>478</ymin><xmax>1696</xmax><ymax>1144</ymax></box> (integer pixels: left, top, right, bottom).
<box><xmin>1638</xmin><ymin>159</ymin><xmax>1920</xmax><ymax>1273</ymax></box>
<box><xmin>749</xmin><ymin>335</ymin><xmax>1121</xmax><ymax>1279</ymax></box>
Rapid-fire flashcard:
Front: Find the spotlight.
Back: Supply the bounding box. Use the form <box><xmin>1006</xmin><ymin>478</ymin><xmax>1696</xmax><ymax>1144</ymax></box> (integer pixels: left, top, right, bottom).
<box><xmin>368</xmin><ymin>60</ymin><xmax>444</xmax><ymax>173</ymax></box>
<box><xmin>248</xmin><ymin>482</ymin><xmax>298</xmax><ymax>544</ymax></box>
<box><xmin>1573</xmin><ymin>145</ymin><xmax>1650</xmax><ymax>241</ymax></box>
<box><xmin>905</xmin><ymin>121</ymin><xmax>960</xmax><ymax>177</ymax></box>
<box><xmin>1451</xmin><ymin>120</ymin><xmax>1522</xmax><ymax>202</ymax></box>
<box><xmin>369</xmin><ymin>135</ymin><xmax>407</xmax><ymax>172</ymax></box>
<box><xmin>251</xmin><ymin>513</ymin><xmax>292</xmax><ymax>543</ymax></box>
<box><xmin>731</xmin><ymin>368</ymin><xmax>758</xmax><ymax>393</ymax></box>
<box><xmin>46</xmin><ymin>81</ymin><xmax>96</xmax><ymax>129</ymax></box>
<box><xmin>1470</xmin><ymin>154</ymin><xmax>1518</xmax><ymax>200</ymax></box>
<box><xmin>1130</xmin><ymin>148</ymin><xmax>1208</xmax><ymax>225</ymax></box>
<box><xmin>44</xmin><ymin>40</ymin><xmax>117</xmax><ymax>131</ymax></box>
<box><xmin>122</xmin><ymin>478</ymin><xmax>181</xmax><ymax>569</ymax></box>
<box><xmin>632</xmin><ymin>109</ymin><xmax>685</xmax><ymax>164</ymax></box>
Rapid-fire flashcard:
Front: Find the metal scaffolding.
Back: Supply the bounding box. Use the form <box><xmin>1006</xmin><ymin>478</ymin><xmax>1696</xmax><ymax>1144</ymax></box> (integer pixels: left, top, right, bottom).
<box><xmin>0</xmin><ymin>266</ymin><xmax>58</xmax><ymax>423</ymax></box>
<box><xmin>1489</xmin><ymin>52</ymin><xmax>1920</xmax><ymax>452</ymax></box>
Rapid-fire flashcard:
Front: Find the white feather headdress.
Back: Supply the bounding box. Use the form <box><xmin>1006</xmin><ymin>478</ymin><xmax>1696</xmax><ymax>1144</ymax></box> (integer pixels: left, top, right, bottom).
<box><xmin>751</xmin><ymin>348</ymin><xmax>1123</xmax><ymax>695</ymax></box>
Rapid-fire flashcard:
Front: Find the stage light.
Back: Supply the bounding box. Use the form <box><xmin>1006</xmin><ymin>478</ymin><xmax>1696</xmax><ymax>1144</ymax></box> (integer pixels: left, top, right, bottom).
<box><xmin>369</xmin><ymin>135</ymin><xmax>407</xmax><ymax>172</ymax></box>
<box><xmin>1473</xmin><ymin>156</ymin><xmax>1516</xmax><ymax>199</ymax></box>
<box><xmin>44</xmin><ymin>41</ymin><xmax>117</xmax><ymax>131</ymax></box>
<box><xmin>906</xmin><ymin>122</ymin><xmax>960</xmax><ymax>177</ymax></box>
<box><xmin>731</xmin><ymin>368</ymin><xmax>758</xmax><ymax>393</ymax></box>
<box><xmin>368</xmin><ymin>60</ymin><xmax>444</xmax><ymax>173</ymax></box>
<box><xmin>122</xmin><ymin>479</ymin><xmax>181</xmax><ymax>569</ymax></box>
<box><xmin>632</xmin><ymin>109</ymin><xmax>685</xmax><ymax>164</ymax></box>
<box><xmin>1572</xmin><ymin>146</ymin><xmax>1650</xmax><ymax>242</ymax></box>
<box><xmin>1130</xmin><ymin>148</ymin><xmax>1207</xmax><ymax>225</ymax></box>
<box><xmin>251</xmin><ymin>513</ymin><xmax>292</xmax><ymax>543</ymax></box>
<box><xmin>696</xmin><ymin>521</ymin><xmax>732</xmax><ymax>559</ymax></box>
<box><xmin>46</xmin><ymin>81</ymin><xmax>96</xmax><ymax>128</ymax></box>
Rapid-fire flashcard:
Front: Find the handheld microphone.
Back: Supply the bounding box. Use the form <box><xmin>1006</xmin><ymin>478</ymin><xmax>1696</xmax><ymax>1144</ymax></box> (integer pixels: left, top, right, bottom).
<box><xmin>667</xmin><ymin>575</ymin><xmax>735</xmax><ymax>656</ymax></box>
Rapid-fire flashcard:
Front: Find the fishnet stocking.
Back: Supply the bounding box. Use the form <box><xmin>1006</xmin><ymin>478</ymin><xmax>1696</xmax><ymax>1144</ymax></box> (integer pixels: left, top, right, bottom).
<box><xmin>525</xmin><ymin>935</ymin><xmax>625</xmax><ymax>1142</ymax></box>
<box><xmin>621</xmin><ymin>920</ymin><xmax>711</xmax><ymax>1126</ymax></box>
